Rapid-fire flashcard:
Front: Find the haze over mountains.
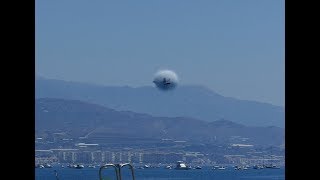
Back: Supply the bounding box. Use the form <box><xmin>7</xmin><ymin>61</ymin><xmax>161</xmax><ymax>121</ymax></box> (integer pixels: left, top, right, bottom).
<box><xmin>36</xmin><ymin>77</ymin><xmax>284</xmax><ymax>127</ymax></box>
<box><xmin>36</xmin><ymin>98</ymin><xmax>284</xmax><ymax>146</ymax></box>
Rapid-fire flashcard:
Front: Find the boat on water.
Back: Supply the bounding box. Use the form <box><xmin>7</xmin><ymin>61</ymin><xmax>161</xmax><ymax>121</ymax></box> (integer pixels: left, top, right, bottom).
<box><xmin>234</xmin><ymin>165</ymin><xmax>248</xmax><ymax>170</ymax></box>
<box><xmin>175</xmin><ymin>161</ymin><xmax>190</xmax><ymax>170</ymax></box>
<box><xmin>35</xmin><ymin>164</ymin><xmax>52</xmax><ymax>168</ymax></box>
<box><xmin>165</xmin><ymin>165</ymin><xmax>172</xmax><ymax>169</ymax></box>
<box><xmin>35</xmin><ymin>164</ymin><xmax>45</xmax><ymax>168</ymax></box>
<box><xmin>253</xmin><ymin>165</ymin><xmax>264</xmax><ymax>169</ymax></box>
<box><xmin>212</xmin><ymin>165</ymin><xmax>226</xmax><ymax>170</ymax></box>
<box><xmin>217</xmin><ymin>166</ymin><xmax>226</xmax><ymax>170</ymax></box>
<box><xmin>75</xmin><ymin>164</ymin><xmax>85</xmax><ymax>169</ymax></box>
<box><xmin>264</xmin><ymin>164</ymin><xmax>280</xmax><ymax>169</ymax></box>
<box><xmin>69</xmin><ymin>164</ymin><xmax>85</xmax><ymax>169</ymax></box>
<box><xmin>212</xmin><ymin>165</ymin><xmax>219</xmax><ymax>170</ymax></box>
<box><xmin>44</xmin><ymin>164</ymin><xmax>52</xmax><ymax>168</ymax></box>
<box><xmin>88</xmin><ymin>164</ymin><xmax>96</xmax><ymax>168</ymax></box>
<box><xmin>195</xmin><ymin>166</ymin><xmax>202</xmax><ymax>169</ymax></box>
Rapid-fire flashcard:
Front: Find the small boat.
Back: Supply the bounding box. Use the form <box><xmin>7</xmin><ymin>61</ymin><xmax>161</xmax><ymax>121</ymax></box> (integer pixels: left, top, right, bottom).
<box><xmin>253</xmin><ymin>165</ymin><xmax>264</xmax><ymax>169</ymax></box>
<box><xmin>175</xmin><ymin>161</ymin><xmax>190</xmax><ymax>170</ymax></box>
<box><xmin>165</xmin><ymin>165</ymin><xmax>172</xmax><ymax>169</ymax></box>
<box><xmin>36</xmin><ymin>164</ymin><xmax>45</xmax><ymax>168</ymax></box>
<box><xmin>265</xmin><ymin>164</ymin><xmax>280</xmax><ymax>169</ymax></box>
<box><xmin>88</xmin><ymin>165</ymin><xmax>96</xmax><ymax>168</ymax></box>
<box><xmin>212</xmin><ymin>165</ymin><xmax>220</xmax><ymax>170</ymax></box>
<box><xmin>44</xmin><ymin>164</ymin><xmax>52</xmax><ymax>168</ymax></box>
<box><xmin>195</xmin><ymin>166</ymin><xmax>202</xmax><ymax>169</ymax></box>
<box><xmin>73</xmin><ymin>164</ymin><xmax>84</xmax><ymax>169</ymax></box>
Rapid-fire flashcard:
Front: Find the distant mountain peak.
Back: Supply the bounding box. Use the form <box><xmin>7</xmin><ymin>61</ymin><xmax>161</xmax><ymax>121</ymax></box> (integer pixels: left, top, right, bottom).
<box><xmin>209</xmin><ymin>118</ymin><xmax>245</xmax><ymax>128</ymax></box>
<box><xmin>179</xmin><ymin>84</ymin><xmax>220</xmax><ymax>95</ymax></box>
<box><xmin>35</xmin><ymin>78</ymin><xmax>284</xmax><ymax>127</ymax></box>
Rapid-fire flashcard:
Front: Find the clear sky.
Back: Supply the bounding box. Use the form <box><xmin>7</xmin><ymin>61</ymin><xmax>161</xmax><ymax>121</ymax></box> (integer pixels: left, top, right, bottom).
<box><xmin>36</xmin><ymin>0</ymin><xmax>284</xmax><ymax>107</ymax></box>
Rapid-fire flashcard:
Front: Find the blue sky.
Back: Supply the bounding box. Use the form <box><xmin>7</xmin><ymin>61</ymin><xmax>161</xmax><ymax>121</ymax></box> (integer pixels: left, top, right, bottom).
<box><xmin>36</xmin><ymin>0</ymin><xmax>284</xmax><ymax>107</ymax></box>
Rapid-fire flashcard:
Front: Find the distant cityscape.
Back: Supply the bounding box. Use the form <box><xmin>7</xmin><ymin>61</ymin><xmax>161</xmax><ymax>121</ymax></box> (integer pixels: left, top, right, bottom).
<box><xmin>35</xmin><ymin>135</ymin><xmax>285</xmax><ymax>167</ymax></box>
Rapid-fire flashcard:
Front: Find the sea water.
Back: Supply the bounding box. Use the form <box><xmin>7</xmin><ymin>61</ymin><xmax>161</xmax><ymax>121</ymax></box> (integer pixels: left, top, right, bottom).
<box><xmin>36</xmin><ymin>166</ymin><xmax>285</xmax><ymax>180</ymax></box>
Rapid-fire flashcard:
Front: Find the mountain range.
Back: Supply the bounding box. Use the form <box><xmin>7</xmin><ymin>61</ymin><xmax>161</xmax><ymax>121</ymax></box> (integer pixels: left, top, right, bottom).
<box><xmin>36</xmin><ymin>77</ymin><xmax>284</xmax><ymax>127</ymax></box>
<box><xmin>35</xmin><ymin>98</ymin><xmax>284</xmax><ymax>146</ymax></box>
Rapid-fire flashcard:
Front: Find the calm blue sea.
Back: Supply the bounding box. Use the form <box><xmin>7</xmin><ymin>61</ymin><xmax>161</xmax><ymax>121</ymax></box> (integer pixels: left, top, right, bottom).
<box><xmin>36</xmin><ymin>167</ymin><xmax>285</xmax><ymax>180</ymax></box>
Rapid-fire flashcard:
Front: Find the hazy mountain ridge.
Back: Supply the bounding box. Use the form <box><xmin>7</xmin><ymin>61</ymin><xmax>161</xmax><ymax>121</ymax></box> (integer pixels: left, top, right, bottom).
<box><xmin>35</xmin><ymin>78</ymin><xmax>284</xmax><ymax>127</ymax></box>
<box><xmin>35</xmin><ymin>98</ymin><xmax>284</xmax><ymax>146</ymax></box>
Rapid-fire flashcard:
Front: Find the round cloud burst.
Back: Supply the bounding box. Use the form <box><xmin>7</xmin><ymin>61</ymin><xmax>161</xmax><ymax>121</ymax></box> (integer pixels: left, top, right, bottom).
<box><xmin>153</xmin><ymin>70</ymin><xmax>179</xmax><ymax>91</ymax></box>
